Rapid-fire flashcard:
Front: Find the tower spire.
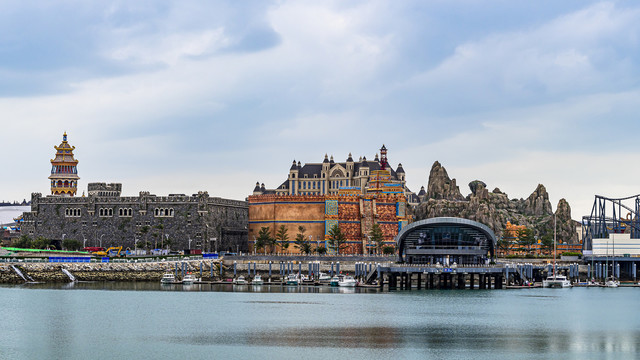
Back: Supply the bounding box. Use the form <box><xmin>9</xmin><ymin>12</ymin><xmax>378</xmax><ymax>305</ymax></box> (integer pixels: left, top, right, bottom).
<box><xmin>49</xmin><ymin>132</ymin><xmax>80</xmax><ymax>196</ymax></box>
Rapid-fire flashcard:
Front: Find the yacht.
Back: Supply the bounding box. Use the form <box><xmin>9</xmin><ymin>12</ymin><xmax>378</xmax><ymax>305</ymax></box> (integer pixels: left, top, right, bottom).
<box><xmin>233</xmin><ymin>275</ymin><xmax>247</xmax><ymax>285</ymax></box>
<box><xmin>605</xmin><ymin>276</ymin><xmax>620</xmax><ymax>288</ymax></box>
<box><xmin>543</xmin><ymin>214</ymin><xmax>572</xmax><ymax>288</ymax></box>
<box><xmin>318</xmin><ymin>272</ymin><xmax>331</xmax><ymax>281</ymax></box>
<box><xmin>338</xmin><ymin>275</ymin><xmax>357</xmax><ymax>287</ymax></box>
<box><xmin>286</xmin><ymin>273</ymin><xmax>299</xmax><ymax>286</ymax></box>
<box><xmin>543</xmin><ymin>274</ymin><xmax>572</xmax><ymax>288</ymax></box>
<box><xmin>252</xmin><ymin>274</ymin><xmax>264</xmax><ymax>285</ymax></box>
<box><xmin>329</xmin><ymin>276</ymin><xmax>340</xmax><ymax>287</ymax></box>
<box><xmin>182</xmin><ymin>274</ymin><xmax>197</xmax><ymax>284</ymax></box>
<box><xmin>160</xmin><ymin>273</ymin><xmax>176</xmax><ymax>284</ymax></box>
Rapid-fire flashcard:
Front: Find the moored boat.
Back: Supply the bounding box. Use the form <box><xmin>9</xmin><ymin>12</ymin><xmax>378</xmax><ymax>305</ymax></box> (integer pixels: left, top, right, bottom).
<box><xmin>329</xmin><ymin>276</ymin><xmax>340</xmax><ymax>287</ymax></box>
<box><xmin>605</xmin><ymin>276</ymin><xmax>619</xmax><ymax>288</ymax></box>
<box><xmin>338</xmin><ymin>275</ymin><xmax>357</xmax><ymax>287</ymax></box>
<box><xmin>286</xmin><ymin>273</ymin><xmax>299</xmax><ymax>286</ymax></box>
<box><xmin>160</xmin><ymin>273</ymin><xmax>176</xmax><ymax>284</ymax></box>
<box><xmin>543</xmin><ymin>274</ymin><xmax>572</xmax><ymax>288</ymax></box>
<box><xmin>233</xmin><ymin>275</ymin><xmax>247</xmax><ymax>285</ymax></box>
<box><xmin>318</xmin><ymin>272</ymin><xmax>331</xmax><ymax>281</ymax></box>
<box><xmin>252</xmin><ymin>274</ymin><xmax>264</xmax><ymax>285</ymax></box>
<box><xmin>182</xmin><ymin>274</ymin><xmax>197</xmax><ymax>284</ymax></box>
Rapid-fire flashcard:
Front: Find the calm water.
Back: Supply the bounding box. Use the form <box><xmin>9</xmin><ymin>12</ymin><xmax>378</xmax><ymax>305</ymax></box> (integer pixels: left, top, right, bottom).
<box><xmin>0</xmin><ymin>283</ymin><xmax>638</xmax><ymax>359</ymax></box>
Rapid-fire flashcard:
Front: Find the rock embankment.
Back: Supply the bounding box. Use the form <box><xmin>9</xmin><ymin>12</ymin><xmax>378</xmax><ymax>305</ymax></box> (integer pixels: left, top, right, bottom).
<box><xmin>0</xmin><ymin>260</ymin><xmax>223</xmax><ymax>284</ymax></box>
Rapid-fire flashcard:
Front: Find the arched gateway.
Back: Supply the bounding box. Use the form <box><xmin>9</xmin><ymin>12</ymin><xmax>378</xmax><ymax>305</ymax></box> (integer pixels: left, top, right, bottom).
<box><xmin>396</xmin><ymin>217</ymin><xmax>497</xmax><ymax>264</ymax></box>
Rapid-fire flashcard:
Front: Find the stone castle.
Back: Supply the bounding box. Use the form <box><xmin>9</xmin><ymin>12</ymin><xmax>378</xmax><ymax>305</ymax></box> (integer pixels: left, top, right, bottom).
<box><xmin>20</xmin><ymin>134</ymin><xmax>248</xmax><ymax>252</ymax></box>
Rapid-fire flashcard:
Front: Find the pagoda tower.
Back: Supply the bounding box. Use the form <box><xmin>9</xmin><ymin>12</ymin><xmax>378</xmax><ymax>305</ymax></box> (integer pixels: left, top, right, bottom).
<box><xmin>48</xmin><ymin>132</ymin><xmax>80</xmax><ymax>196</ymax></box>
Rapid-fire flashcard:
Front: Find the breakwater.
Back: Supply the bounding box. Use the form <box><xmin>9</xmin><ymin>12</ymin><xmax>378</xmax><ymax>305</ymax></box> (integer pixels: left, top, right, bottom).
<box><xmin>0</xmin><ymin>260</ymin><xmax>222</xmax><ymax>284</ymax></box>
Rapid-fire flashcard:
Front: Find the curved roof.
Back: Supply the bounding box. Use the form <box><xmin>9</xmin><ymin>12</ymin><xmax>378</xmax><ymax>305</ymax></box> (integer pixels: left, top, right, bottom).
<box><xmin>396</xmin><ymin>217</ymin><xmax>497</xmax><ymax>262</ymax></box>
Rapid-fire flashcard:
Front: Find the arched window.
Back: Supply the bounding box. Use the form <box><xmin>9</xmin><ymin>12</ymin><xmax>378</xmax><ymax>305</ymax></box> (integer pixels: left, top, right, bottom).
<box><xmin>169</xmin><ymin>209</ymin><xmax>174</xmax><ymax>216</ymax></box>
<box><xmin>99</xmin><ymin>208</ymin><xmax>104</xmax><ymax>216</ymax></box>
<box><xmin>155</xmin><ymin>209</ymin><xmax>159</xmax><ymax>216</ymax></box>
<box><xmin>128</xmin><ymin>209</ymin><xmax>132</xmax><ymax>216</ymax></box>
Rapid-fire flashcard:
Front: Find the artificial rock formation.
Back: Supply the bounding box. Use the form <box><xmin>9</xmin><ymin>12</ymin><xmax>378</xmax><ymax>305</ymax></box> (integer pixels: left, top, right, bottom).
<box><xmin>425</xmin><ymin>161</ymin><xmax>465</xmax><ymax>201</ymax></box>
<box><xmin>414</xmin><ymin>162</ymin><xmax>578</xmax><ymax>243</ymax></box>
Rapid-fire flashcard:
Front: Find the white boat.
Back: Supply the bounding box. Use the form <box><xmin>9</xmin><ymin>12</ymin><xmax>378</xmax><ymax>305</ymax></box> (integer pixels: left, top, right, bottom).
<box><xmin>160</xmin><ymin>273</ymin><xmax>176</xmax><ymax>284</ymax></box>
<box><xmin>318</xmin><ymin>272</ymin><xmax>331</xmax><ymax>281</ymax></box>
<box><xmin>329</xmin><ymin>276</ymin><xmax>340</xmax><ymax>287</ymax></box>
<box><xmin>605</xmin><ymin>276</ymin><xmax>619</xmax><ymax>288</ymax></box>
<box><xmin>252</xmin><ymin>274</ymin><xmax>264</xmax><ymax>285</ymax></box>
<box><xmin>543</xmin><ymin>274</ymin><xmax>572</xmax><ymax>288</ymax></box>
<box><xmin>182</xmin><ymin>274</ymin><xmax>197</xmax><ymax>284</ymax></box>
<box><xmin>338</xmin><ymin>275</ymin><xmax>357</xmax><ymax>287</ymax></box>
<box><xmin>285</xmin><ymin>273</ymin><xmax>299</xmax><ymax>286</ymax></box>
<box><xmin>543</xmin><ymin>214</ymin><xmax>572</xmax><ymax>288</ymax></box>
<box><xmin>233</xmin><ymin>275</ymin><xmax>247</xmax><ymax>285</ymax></box>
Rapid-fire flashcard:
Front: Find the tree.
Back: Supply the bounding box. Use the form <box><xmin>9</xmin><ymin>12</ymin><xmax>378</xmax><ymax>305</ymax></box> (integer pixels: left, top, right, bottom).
<box><xmin>498</xmin><ymin>227</ymin><xmax>516</xmax><ymax>256</ymax></box>
<box><xmin>517</xmin><ymin>228</ymin><xmax>535</xmax><ymax>254</ymax></box>
<box><xmin>540</xmin><ymin>234</ymin><xmax>554</xmax><ymax>256</ymax></box>
<box><xmin>294</xmin><ymin>226</ymin><xmax>312</xmax><ymax>254</ymax></box>
<box><xmin>139</xmin><ymin>226</ymin><xmax>150</xmax><ymax>250</ymax></box>
<box><xmin>14</xmin><ymin>235</ymin><xmax>32</xmax><ymax>249</ymax></box>
<box><xmin>382</xmin><ymin>245</ymin><xmax>395</xmax><ymax>255</ymax></box>
<box><xmin>33</xmin><ymin>236</ymin><xmax>51</xmax><ymax>249</ymax></box>
<box><xmin>316</xmin><ymin>245</ymin><xmax>327</xmax><ymax>255</ymax></box>
<box><xmin>275</xmin><ymin>225</ymin><xmax>290</xmax><ymax>253</ymax></box>
<box><xmin>63</xmin><ymin>238</ymin><xmax>81</xmax><ymax>251</ymax></box>
<box><xmin>369</xmin><ymin>224</ymin><xmax>384</xmax><ymax>254</ymax></box>
<box><xmin>255</xmin><ymin>227</ymin><xmax>274</xmax><ymax>254</ymax></box>
<box><xmin>327</xmin><ymin>224</ymin><xmax>347</xmax><ymax>255</ymax></box>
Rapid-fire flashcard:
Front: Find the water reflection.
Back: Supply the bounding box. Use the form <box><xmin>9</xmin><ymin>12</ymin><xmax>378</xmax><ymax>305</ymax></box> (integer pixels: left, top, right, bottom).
<box><xmin>166</xmin><ymin>325</ymin><xmax>640</xmax><ymax>354</ymax></box>
<box><xmin>16</xmin><ymin>281</ymin><xmax>383</xmax><ymax>294</ymax></box>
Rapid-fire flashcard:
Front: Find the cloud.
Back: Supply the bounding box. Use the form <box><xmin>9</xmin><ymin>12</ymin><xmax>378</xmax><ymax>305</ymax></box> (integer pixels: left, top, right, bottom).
<box><xmin>2</xmin><ymin>1</ymin><xmax>640</xmax><ymax>222</ymax></box>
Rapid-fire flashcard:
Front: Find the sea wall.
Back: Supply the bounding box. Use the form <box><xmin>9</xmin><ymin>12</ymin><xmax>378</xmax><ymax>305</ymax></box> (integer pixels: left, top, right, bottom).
<box><xmin>0</xmin><ymin>260</ymin><xmax>223</xmax><ymax>284</ymax></box>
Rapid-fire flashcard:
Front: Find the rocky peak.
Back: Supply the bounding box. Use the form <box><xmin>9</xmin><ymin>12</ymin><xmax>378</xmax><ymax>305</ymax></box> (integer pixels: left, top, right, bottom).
<box><xmin>555</xmin><ymin>198</ymin><xmax>578</xmax><ymax>243</ymax></box>
<box><xmin>426</xmin><ymin>161</ymin><xmax>464</xmax><ymax>201</ymax></box>
<box><xmin>522</xmin><ymin>184</ymin><xmax>553</xmax><ymax>216</ymax></box>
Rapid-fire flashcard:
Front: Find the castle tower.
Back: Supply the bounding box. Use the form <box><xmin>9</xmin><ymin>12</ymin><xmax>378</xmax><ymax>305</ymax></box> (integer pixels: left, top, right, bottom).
<box><xmin>379</xmin><ymin>144</ymin><xmax>389</xmax><ymax>170</ymax></box>
<box><xmin>48</xmin><ymin>132</ymin><xmax>80</xmax><ymax>196</ymax></box>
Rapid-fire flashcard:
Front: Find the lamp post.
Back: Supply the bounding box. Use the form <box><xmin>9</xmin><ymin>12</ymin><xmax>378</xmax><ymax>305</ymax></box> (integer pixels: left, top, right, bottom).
<box><xmin>82</xmin><ymin>235</ymin><xmax>87</xmax><ymax>249</ymax></box>
<box><xmin>100</xmin><ymin>234</ymin><xmax>105</xmax><ymax>248</ymax></box>
<box><xmin>134</xmin><ymin>237</ymin><xmax>138</xmax><ymax>256</ymax></box>
<box><xmin>188</xmin><ymin>236</ymin><xmax>192</xmax><ymax>250</ymax></box>
<box><xmin>61</xmin><ymin>233</ymin><xmax>66</xmax><ymax>250</ymax></box>
<box><xmin>164</xmin><ymin>234</ymin><xmax>169</xmax><ymax>250</ymax></box>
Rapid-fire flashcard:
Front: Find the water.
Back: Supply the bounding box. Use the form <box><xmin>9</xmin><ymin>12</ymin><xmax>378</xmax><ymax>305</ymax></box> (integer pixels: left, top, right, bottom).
<box><xmin>0</xmin><ymin>283</ymin><xmax>638</xmax><ymax>359</ymax></box>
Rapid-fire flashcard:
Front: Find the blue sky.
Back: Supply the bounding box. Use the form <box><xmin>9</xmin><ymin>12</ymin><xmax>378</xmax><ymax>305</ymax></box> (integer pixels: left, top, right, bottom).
<box><xmin>2</xmin><ymin>1</ymin><xmax>640</xmax><ymax>220</ymax></box>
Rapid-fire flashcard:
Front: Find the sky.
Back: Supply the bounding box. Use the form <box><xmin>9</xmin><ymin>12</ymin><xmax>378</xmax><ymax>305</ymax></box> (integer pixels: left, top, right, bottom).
<box><xmin>2</xmin><ymin>1</ymin><xmax>640</xmax><ymax>221</ymax></box>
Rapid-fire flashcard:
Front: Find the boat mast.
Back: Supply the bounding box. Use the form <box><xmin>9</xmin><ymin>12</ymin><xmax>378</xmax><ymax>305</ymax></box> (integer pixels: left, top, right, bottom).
<box><xmin>612</xmin><ymin>237</ymin><xmax>616</xmax><ymax>279</ymax></box>
<box><xmin>553</xmin><ymin>212</ymin><xmax>557</xmax><ymax>277</ymax></box>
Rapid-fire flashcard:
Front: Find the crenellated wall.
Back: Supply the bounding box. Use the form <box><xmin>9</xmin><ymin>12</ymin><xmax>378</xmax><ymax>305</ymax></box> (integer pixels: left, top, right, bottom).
<box><xmin>20</xmin><ymin>190</ymin><xmax>248</xmax><ymax>253</ymax></box>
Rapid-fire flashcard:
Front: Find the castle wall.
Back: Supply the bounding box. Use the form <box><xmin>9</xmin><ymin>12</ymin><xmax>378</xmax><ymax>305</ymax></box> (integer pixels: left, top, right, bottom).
<box><xmin>21</xmin><ymin>191</ymin><xmax>248</xmax><ymax>253</ymax></box>
<box><xmin>248</xmin><ymin>193</ymin><xmax>409</xmax><ymax>254</ymax></box>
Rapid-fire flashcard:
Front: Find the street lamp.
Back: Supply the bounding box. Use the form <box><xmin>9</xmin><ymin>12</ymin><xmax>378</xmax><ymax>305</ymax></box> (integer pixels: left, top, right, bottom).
<box><xmin>164</xmin><ymin>234</ymin><xmax>169</xmax><ymax>250</ymax></box>
<box><xmin>82</xmin><ymin>235</ymin><xmax>87</xmax><ymax>249</ymax></box>
<box><xmin>188</xmin><ymin>236</ymin><xmax>192</xmax><ymax>250</ymax></box>
<box><xmin>134</xmin><ymin>236</ymin><xmax>138</xmax><ymax>256</ymax></box>
<box><xmin>100</xmin><ymin>234</ymin><xmax>105</xmax><ymax>248</ymax></box>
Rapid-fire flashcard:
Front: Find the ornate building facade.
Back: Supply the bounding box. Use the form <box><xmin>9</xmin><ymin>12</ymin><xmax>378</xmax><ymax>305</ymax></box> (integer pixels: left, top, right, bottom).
<box><xmin>248</xmin><ymin>146</ymin><xmax>413</xmax><ymax>254</ymax></box>
<box><xmin>252</xmin><ymin>144</ymin><xmax>418</xmax><ymax>203</ymax></box>
<box><xmin>20</xmin><ymin>134</ymin><xmax>248</xmax><ymax>252</ymax></box>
